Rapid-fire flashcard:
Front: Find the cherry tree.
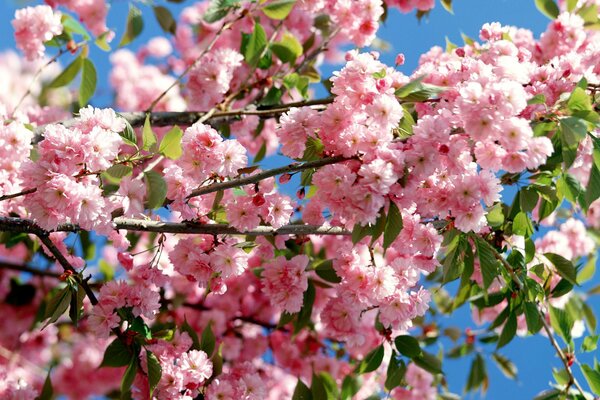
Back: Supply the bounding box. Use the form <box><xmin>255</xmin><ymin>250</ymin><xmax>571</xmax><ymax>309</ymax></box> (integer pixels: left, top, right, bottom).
<box><xmin>1</xmin><ymin>0</ymin><xmax>600</xmax><ymax>398</ymax></box>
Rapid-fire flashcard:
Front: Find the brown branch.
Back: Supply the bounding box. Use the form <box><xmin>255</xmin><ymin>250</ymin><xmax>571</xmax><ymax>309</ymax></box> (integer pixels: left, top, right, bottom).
<box><xmin>32</xmin><ymin>98</ymin><xmax>333</xmax><ymax>140</ymax></box>
<box><xmin>0</xmin><ymin>188</ymin><xmax>37</xmax><ymax>202</ymax></box>
<box><xmin>0</xmin><ymin>260</ymin><xmax>61</xmax><ymax>278</ymax></box>
<box><xmin>36</xmin><ymin>234</ymin><xmax>99</xmax><ymax>306</ymax></box>
<box><xmin>0</xmin><ymin>216</ymin><xmax>350</xmax><ymax>237</ymax></box>
<box><xmin>187</xmin><ymin>155</ymin><xmax>348</xmax><ymax>200</ymax></box>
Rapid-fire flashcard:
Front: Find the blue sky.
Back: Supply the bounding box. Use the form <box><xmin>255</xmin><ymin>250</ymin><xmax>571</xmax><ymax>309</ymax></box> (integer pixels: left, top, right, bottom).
<box><xmin>1</xmin><ymin>0</ymin><xmax>597</xmax><ymax>398</ymax></box>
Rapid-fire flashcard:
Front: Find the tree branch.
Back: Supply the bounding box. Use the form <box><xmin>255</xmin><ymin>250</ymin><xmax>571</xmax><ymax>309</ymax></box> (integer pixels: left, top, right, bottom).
<box><xmin>35</xmin><ymin>233</ymin><xmax>99</xmax><ymax>306</ymax></box>
<box><xmin>186</xmin><ymin>155</ymin><xmax>348</xmax><ymax>200</ymax></box>
<box><xmin>0</xmin><ymin>216</ymin><xmax>350</xmax><ymax>237</ymax></box>
<box><xmin>32</xmin><ymin>98</ymin><xmax>333</xmax><ymax>140</ymax></box>
<box><xmin>0</xmin><ymin>260</ymin><xmax>61</xmax><ymax>278</ymax></box>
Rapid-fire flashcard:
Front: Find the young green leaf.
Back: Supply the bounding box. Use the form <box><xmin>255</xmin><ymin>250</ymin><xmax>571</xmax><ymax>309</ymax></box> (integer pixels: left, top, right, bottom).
<box><xmin>383</xmin><ymin>202</ymin><xmax>403</xmax><ymax>250</ymax></box>
<box><xmin>79</xmin><ymin>58</ymin><xmax>96</xmax><ymax>107</ymax></box>
<box><xmin>544</xmin><ymin>253</ymin><xmax>578</xmax><ymax>286</ymax></box>
<box><xmin>200</xmin><ymin>322</ymin><xmax>216</xmax><ymax>357</ymax></box>
<box><xmin>243</xmin><ymin>23</ymin><xmax>268</xmax><ymax>67</ymax></box>
<box><xmin>262</xmin><ymin>0</ymin><xmax>297</xmax><ymax>20</ymax></box>
<box><xmin>44</xmin><ymin>287</ymin><xmax>72</xmax><ymax>326</ymax></box>
<box><xmin>48</xmin><ymin>56</ymin><xmax>82</xmax><ymax>88</ymax></box>
<box><xmin>497</xmin><ymin>312</ymin><xmax>517</xmax><ymax>349</ymax></box>
<box><xmin>581</xmin><ymin>364</ymin><xmax>600</xmax><ymax>394</ymax></box>
<box><xmin>341</xmin><ymin>374</ymin><xmax>361</xmax><ymax>400</ymax></box>
<box><xmin>142</xmin><ymin>115</ymin><xmax>158</xmax><ymax>151</ymax></box>
<box><xmin>119</xmin><ymin>5</ymin><xmax>144</xmax><ymax>47</ymax></box>
<box><xmin>159</xmin><ymin>126</ymin><xmax>183</xmax><ymax>159</ymax></box>
<box><xmin>271</xmin><ymin>33</ymin><xmax>303</xmax><ymax>63</ymax></box>
<box><xmin>180</xmin><ymin>318</ymin><xmax>201</xmax><ymax>351</ymax></box>
<box><xmin>38</xmin><ymin>371</ymin><xmax>54</xmax><ymax>400</ymax></box>
<box><xmin>120</xmin><ymin>357</ymin><xmax>138</xmax><ymax>397</ymax></box>
<box><xmin>153</xmin><ymin>6</ymin><xmax>177</xmax><ymax>34</ymax></box>
<box><xmin>535</xmin><ymin>0</ymin><xmax>560</xmax><ymax>19</ymax></box>
<box><xmin>144</xmin><ymin>170</ymin><xmax>167</xmax><ymax>209</ymax></box>
<box><xmin>473</xmin><ymin>236</ymin><xmax>500</xmax><ymax>290</ymax></box>
<box><xmin>146</xmin><ymin>351</ymin><xmax>162</xmax><ymax>397</ymax></box>
<box><xmin>314</xmin><ymin>259</ymin><xmax>341</xmax><ymax>283</ymax></box>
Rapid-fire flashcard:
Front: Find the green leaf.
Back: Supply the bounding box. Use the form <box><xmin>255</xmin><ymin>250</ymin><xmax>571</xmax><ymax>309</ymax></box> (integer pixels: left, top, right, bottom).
<box><xmin>581</xmin><ymin>335</ymin><xmax>599</xmax><ymax>352</ymax></box>
<box><xmin>61</xmin><ymin>14</ymin><xmax>91</xmax><ymax>39</ymax></box>
<box><xmin>131</xmin><ymin>317</ymin><xmax>152</xmax><ymax>339</ymax></box>
<box><xmin>395</xmin><ymin>106</ymin><xmax>415</xmax><ymax>139</ymax></box>
<box><xmin>441</xmin><ymin>0</ymin><xmax>453</xmax><ymax>13</ymax></box>
<box><xmin>341</xmin><ymin>374</ymin><xmax>361</xmax><ymax>400</ymax></box>
<box><xmin>119</xmin><ymin>120</ymin><xmax>138</xmax><ymax>146</ymax></box>
<box><xmin>383</xmin><ymin>202</ymin><xmax>403</xmax><ymax>250</ymax></box>
<box><xmin>314</xmin><ymin>260</ymin><xmax>341</xmax><ymax>283</ymax></box>
<box><xmin>544</xmin><ymin>253</ymin><xmax>578</xmax><ymax>286</ymax></box>
<box><xmin>271</xmin><ymin>33</ymin><xmax>303</xmax><ymax>63</ymax></box>
<box><xmin>44</xmin><ymin>287</ymin><xmax>72</xmax><ymax>326</ymax></box>
<box><xmin>69</xmin><ymin>285</ymin><xmax>85</xmax><ymax>326</ymax></box>
<box><xmin>79</xmin><ymin>58</ymin><xmax>96</xmax><ymax>107</ymax></box>
<box><xmin>528</xmin><ymin>94</ymin><xmax>547</xmax><ymax>105</ymax></box>
<box><xmin>294</xmin><ymin>281</ymin><xmax>315</xmax><ymax>333</ymax></box>
<box><xmin>146</xmin><ymin>351</ymin><xmax>162</xmax><ymax>397</ymax></box>
<box><xmin>144</xmin><ymin>171</ymin><xmax>167</xmax><ymax>209</ymax></box>
<box><xmin>413</xmin><ymin>351</ymin><xmax>443</xmax><ymax>375</ymax></box>
<box><xmin>568</xmin><ymin>86</ymin><xmax>593</xmax><ymax>112</ymax></box>
<box><xmin>119</xmin><ymin>5</ymin><xmax>144</xmax><ymax>47</ymax></box>
<box><xmin>560</xmin><ymin>117</ymin><xmax>588</xmax><ymax>147</ymax></box>
<box><xmin>355</xmin><ymin>344</ymin><xmax>384</xmax><ymax>374</ymax></box>
<box><xmin>302</xmin><ymin>137</ymin><xmax>324</xmax><ymax>161</ymax></box>
<box><xmin>180</xmin><ymin>318</ymin><xmax>201</xmax><ymax>350</ymax></box>
<box><xmin>585</xmin><ymin>164</ymin><xmax>600</xmax><ymax>209</ymax></box>
<box><xmin>200</xmin><ymin>323</ymin><xmax>216</xmax><ymax>357</ymax></box>
<box><xmin>394</xmin><ymin>335</ymin><xmax>422</xmax><ymax>359</ymax></box>
<box><xmin>395</xmin><ymin>76</ymin><xmax>446</xmax><ymax>102</ymax></box>
<box><xmin>95</xmin><ymin>31</ymin><xmax>112</xmax><ymax>51</ymax></box>
<box><xmin>578</xmin><ymin>254</ymin><xmax>597</xmax><ymax>284</ymax></box>
<box><xmin>106</xmin><ymin>164</ymin><xmax>133</xmax><ymax>179</ymax></box>
<box><xmin>473</xmin><ymin>236</ymin><xmax>500</xmax><ymax>290</ymax></box>
<box><xmin>243</xmin><ymin>23</ymin><xmax>268</xmax><ymax>67</ymax></box>
<box><xmin>120</xmin><ymin>357</ymin><xmax>138</xmax><ymax>398</ymax></box>
<box><xmin>581</xmin><ymin>364</ymin><xmax>600</xmax><ymax>394</ymax></box>
<box><xmin>48</xmin><ymin>56</ymin><xmax>81</xmax><ymax>88</ymax></box>
<box><xmin>153</xmin><ymin>6</ymin><xmax>177</xmax><ymax>34</ymax></box>
<box><xmin>101</xmin><ymin>338</ymin><xmax>132</xmax><ymax>368</ymax></box>
<box><xmin>491</xmin><ymin>353</ymin><xmax>518</xmax><ymax>379</ymax></box>
<box><xmin>253</xmin><ymin>142</ymin><xmax>267</xmax><ymax>163</ymax></box>
<box><xmin>204</xmin><ymin>0</ymin><xmax>241</xmax><ymax>23</ymax></box>
<box><xmin>262</xmin><ymin>0</ymin><xmax>297</xmax><ymax>19</ymax></box>
<box><xmin>549</xmin><ymin>306</ymin><xmax>574</xmax><ymax>345</ymax></box>
<box><xmin>465</xmin><ymin>354</ymin><xmax>487</xmax><ymax>392</ymax></box>
<box><xmin>36</xmin><ymin>371</ymin><xmax>53</xmax><ymax>400</ymax></box>
<box><xmin>513</xmin><ymin>211</ymin><xmax>534</xmax><ymax>237</ymax></box>
<box><xmin>351</xmin><ymin>223</ymin><xmax>370</xmax><ymax>245</ymax></box>
<box><xmin>535</xmin><ymin>0</ymin><xmax>560</xmax><ymax>19</ymax></box>
<box><xmin>292</xmin><ymin>378</ymin><xmax>312</xmax><ymax>400</ymax></box>
<box><xmin>159</xmin><ymin>126</ymin><xmax>183</xmax><ymax>159</ymax></box>
<box><xmin>497</xmin><ymin>312</ymin><xmax>517</xmax><ymax>349</ymax></box>
<box><xmin>142</xmin><ymin>115</ymin><xmax>158</xmax><ymax>151</ymax></box>
<box><xmin>385</xmin><ymin>355</ymin><xmax>406</xmax><ymax>391</ymax></box>
<box><xmin>311</xmin><ymin>372</ymin><xmax>338</xmax><ymax>400</ymax></box>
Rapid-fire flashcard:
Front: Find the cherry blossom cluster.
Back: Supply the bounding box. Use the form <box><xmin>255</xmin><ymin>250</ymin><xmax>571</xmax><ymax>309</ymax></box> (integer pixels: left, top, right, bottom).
<box><xmin>22</xmin><ymin>107</ymin><xmax>124</xmax><ymax>233</ymax></box>
<box><xmin>12</xmin><ymin>5</ymin><xmax>62</xmax><ymax>61</ymax></box>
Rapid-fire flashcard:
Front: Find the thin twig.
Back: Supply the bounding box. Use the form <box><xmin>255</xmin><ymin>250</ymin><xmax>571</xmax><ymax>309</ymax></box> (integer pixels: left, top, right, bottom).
<box><xmin>0</xmin><ymin>188</ymin><xmax>37</xmax><ymax>202</ymax></box>
<box><xmin>186</xmin><ymin>155</ymin><xmax>348</xmax><ymax>200</ymax></box>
